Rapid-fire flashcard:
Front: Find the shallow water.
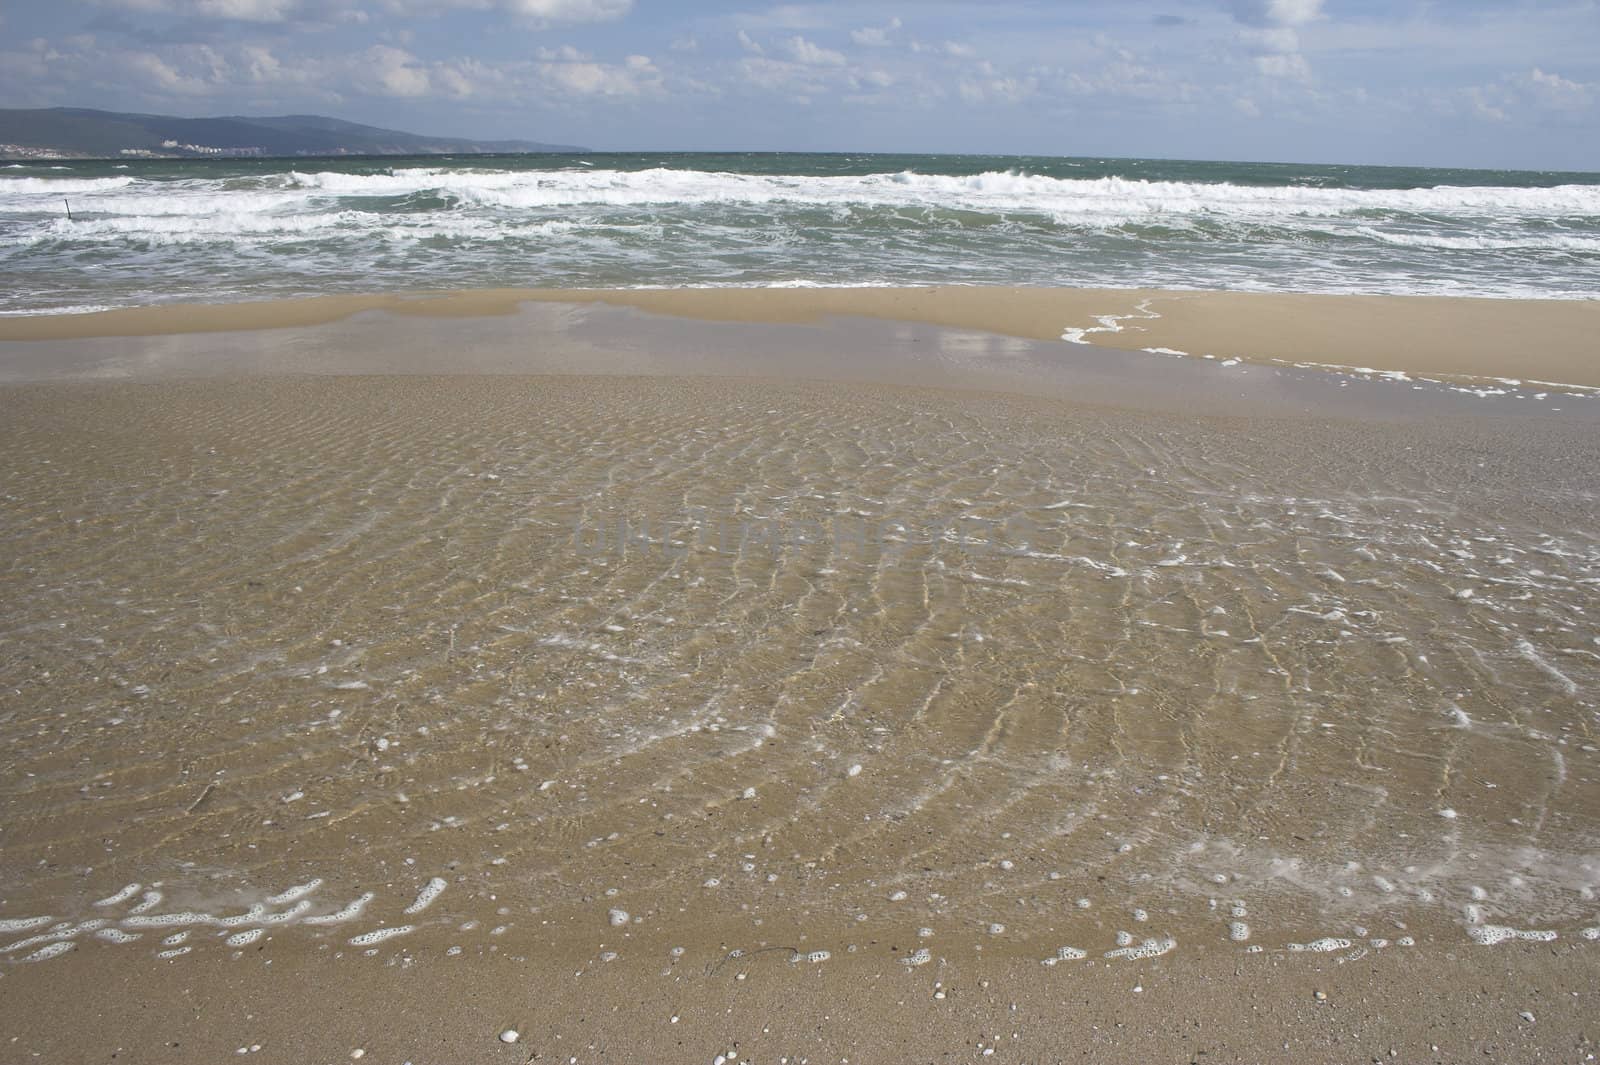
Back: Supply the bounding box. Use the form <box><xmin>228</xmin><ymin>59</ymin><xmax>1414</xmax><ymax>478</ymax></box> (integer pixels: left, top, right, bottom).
<box><xmin>0</xmin><ymin>317</ymin><xmax>1597</xmax><ymax>980</ymax></box>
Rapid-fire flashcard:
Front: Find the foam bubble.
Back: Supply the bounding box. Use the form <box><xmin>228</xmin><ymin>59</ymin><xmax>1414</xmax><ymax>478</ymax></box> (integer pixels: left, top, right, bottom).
<box><xmin>129</xmin><ymin>891</ymin><xmax>163</xmax><ymax>915</ymax></box>
<box><xmin>261</xmin><ymin>900</ymin><xmax>312</xmax><ymax>925</ymax></box>
<box><xmin>303</xmin><ymin>893</ymin><xmax>375</xmax><ymax>926</ymax></box>
<box><xmin>1289</xmin><ymin>938</ymin><xmax>1352</xmax><ymax>953</ymax></box>
<box><xmin>122</xmin><ymin>911</ymin><xmax>214</xmax><ymax>929</ymax></box>
<box><xmin>348</xmin><ymin>925</ymin><xmax>414</xmax><ymax>946</ymax></box>
<box><xmin>156</xmin><ymin>946</ymin><xmax>192</xmax><ymax>959</ymax></box>
<box><xmin>19</xmin><ymin>942</ymin><xmax>74</xmax><ymax>963</ymax></box>
<box><xmin>227</xmin><ymin>929</ymin><xmax>266</xmax><ymax>947</ymax></box>
<box><xmin>1104</xmin><ymin>937</ymin><xmax>1176</xmax><ymax>961</ymax></box>
<box><xmin>94</xmin><ymin>883</ymin><xmax>143</xmax><ymax>907</ymax></box>
<box><xmin>1229</xmin><ymin>922</ymin><xmax>1251</xmax><ymax>942</ymax></box>
<box><xmin>267</xmin><ymin>879</ymin><xmax>324</xmax><ymax>905</ymax></box>
<box><xmin>1467</xmin><ymin>925</ymin><xmax>1557</xmax><ymax>946</ymax></box>
<box><xmin>403</xmin><ymin>878</ymin><xmax>448</xmax><ymax>915</ymax></box>
<box><xmin>214</xmin><ymin>905</ymin><xmax>269</xmax><ymax>929</ymax></box>
<box><xmin>5</xmin><ymin>928</ymin><xmax>72</xmax><ymax>953</ymax></box>
<box><xmin>0</xmin><ymin>916</ymin><xmax>53</xmax><ymax>934</ymax></box>
<box><xmin>95</xmin><ymin>928</ymin><xmax>141</xmax><ymax>944</ymax></box>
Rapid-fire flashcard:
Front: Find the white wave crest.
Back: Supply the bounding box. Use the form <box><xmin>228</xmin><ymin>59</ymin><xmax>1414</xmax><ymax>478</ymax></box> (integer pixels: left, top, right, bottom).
<box><xmin>0</xmin><ymin>175</ymin><xmax>137</xmax><ymax>195</ymax></box>
<box><xmin>2</xmin><ymin>164</ymin><xmax>1597</xmax><ymax>308</ymax></box>
<box><xmin>259</xmin><ymin>166</ymin><xmax>1600</xmax><ymax>221</ymax></box>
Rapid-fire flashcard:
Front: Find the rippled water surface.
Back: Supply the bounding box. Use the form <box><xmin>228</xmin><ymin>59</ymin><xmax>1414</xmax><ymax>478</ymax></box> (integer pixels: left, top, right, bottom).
<box><xmin>1</xmin><ymin>324</ymin><xmax>1596</xmax><ymax>970</ymax></box>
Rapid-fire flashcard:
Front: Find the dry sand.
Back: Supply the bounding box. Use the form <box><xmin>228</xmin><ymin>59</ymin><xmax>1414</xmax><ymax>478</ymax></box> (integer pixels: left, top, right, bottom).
<box><xmin>0</xmin><ymin>307</ymin><xmax>1597</xmax><ymax>1064</ymax></box>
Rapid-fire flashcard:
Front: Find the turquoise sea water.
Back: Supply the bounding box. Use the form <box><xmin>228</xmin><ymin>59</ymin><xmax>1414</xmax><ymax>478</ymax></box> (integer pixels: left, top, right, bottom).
<box><xmin>2</xmin><ymin>152</ymin><xmax>1598</xmax><ymax>313</ymax></box>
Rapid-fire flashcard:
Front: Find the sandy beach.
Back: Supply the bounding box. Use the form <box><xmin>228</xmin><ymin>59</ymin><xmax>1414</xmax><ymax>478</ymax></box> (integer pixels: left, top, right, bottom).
<box><xmin>0</xmin><ymin>300</ymin><xmax>1597</xmax><ymax>1063</ymax></box>
<box><xmin>2</xmin><ymin>285</ymin><xmax>1598</xmax><ymax>389</ymax></box>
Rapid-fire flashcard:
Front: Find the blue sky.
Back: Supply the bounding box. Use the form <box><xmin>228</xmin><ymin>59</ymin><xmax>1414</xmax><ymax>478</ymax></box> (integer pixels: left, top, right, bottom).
<box><xmin>2</xmin><ymin>1</ymin><xmax>1597</xmax><ymax>168</ymax></box>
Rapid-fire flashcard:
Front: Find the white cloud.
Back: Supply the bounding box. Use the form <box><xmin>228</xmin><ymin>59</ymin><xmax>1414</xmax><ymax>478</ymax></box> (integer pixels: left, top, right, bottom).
<box><xmin>785</xmin><ymin>35</ymin><xmax>844</xmax><ymax>67</ymax></box>
<box><xmin>536</xmin><ymin>43</ymin><xmax>589</xmax><ymax>61</ymax></box>
<box><xmin>958</xmin><ymin>74</ymin><xmax>1037</xmax><ymax>104</ymax></box>
<box><xmin>735</xmin><ymin>51</ymin><xmax>849</xmax><ymax>98</ymax></box>
<box><xmin>366</xmin><ymin>44</ymin><xmax>430</xmax><ymax>96</ymax></box>
<box><xmin>1455</xmin><ymin>67</ymin><xmax>1595</xmax><ymax>124</ymax></box>
<box><xmin>0</xmin><ymin>26</ymin><xmax>676</xmax><ymax>114</ymax></box>
<box><xmin>538</xmin><ymin>50</ymin><xmax>659</xmax><ymax>95</ymax></box>
<box><xmin>196</xmin><ymin>0</ymin><xmax>296</xmax><ymax>19</ymax></box>
<box><xmin>737</xmin><ymin>30</ymin><xmax>764</xmax><ymax>55</ymax></box>
<box><xmin>1529</xmin><ymin>67</ymin><xmax>1592</xmax><ymax>111</ymax></box>
<box><xmin>1233</xmin><ymin>0</ymin><xmax>1318</xmax><ymax>79</ymax></box>
<box><xmin>1241</xmin><ymin>26</ymin><xmax>1298</xmax><ymax>54</ymax></box>
<box><xmin>1467</xmin><ymin>86</ymin><xmax>1508</xmax><ymax>123</ymax></box>
<box><xmin>502</xmin><ymin>0</ymin><xmax>631</xmax><ymax>22</ymax></box>
<box><xmin>98</xmin><ymin>0</ymin><xmax>631</xmax><ymax>23</ymax></box>
<box><xmin>95</xmin><ymin>0</ymin><xmax>300</xmax><ymax>21</ymax></box>
<box><xmin>1062</xmin><ymin>59</ymin><xmax>1188</xmax><ymax>103</ymax></box>
<box><xmin>731</xmin><ymin>4</ymin><xmax>833</xmax><ymax>31</ymax></box>
<box><xmin>1230</xmin><ymin>0</ymin><xmax>1323</xmax><ymax>27</ymax></box>
<box><xmin>432</xmin><ymin>64</ymin><xmax>474</xmax><ymax>97</ymax></box>
<box><xmin>1253</xmin><ymin>52</ymin><xmax>1309</xmax><ymax>80</ymax></box>
<box><xmin>849</xmin><ymin>18</ymin><xmax>901</xmax><ymax>47</ymax></box>
<box><xmin>240</xmin><ymin>44</ymin><xmax>286</xmax><ymax>83</ymax></box>
<box><xmin>127</xmin><ymin>50</ymin><xmax>214</xmax><ymax>93</ymax></box>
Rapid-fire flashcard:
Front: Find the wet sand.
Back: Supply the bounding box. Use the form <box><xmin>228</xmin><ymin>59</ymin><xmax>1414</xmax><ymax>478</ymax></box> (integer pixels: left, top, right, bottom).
<box><xmin>0</xmin><ymin>285</ymin><xmax>1597</xmax><ymax>389</ymax></box>
<box><xmin>0</xmin><ymin>306</ymin><xmax>1597</xmax><ymax>1063</ymax></box>
<box><xmin>5</xmin><ymin>932</ymin><xmax>1595</xmax><ymax>1064</ymax></box>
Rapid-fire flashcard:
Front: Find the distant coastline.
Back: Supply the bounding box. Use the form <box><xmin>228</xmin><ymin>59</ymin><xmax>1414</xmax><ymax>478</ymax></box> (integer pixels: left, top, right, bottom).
<box><xmin>0</xmin><ymin>106</ymin><xmax>584</xmax><ymax>160</ymax></box>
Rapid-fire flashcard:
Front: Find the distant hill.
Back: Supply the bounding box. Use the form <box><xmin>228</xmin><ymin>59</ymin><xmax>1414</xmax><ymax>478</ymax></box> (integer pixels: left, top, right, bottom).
<box><xmin>0</xmin><ymin>107</ymin><xmax>583</xmax><ymax>159</ymax></box>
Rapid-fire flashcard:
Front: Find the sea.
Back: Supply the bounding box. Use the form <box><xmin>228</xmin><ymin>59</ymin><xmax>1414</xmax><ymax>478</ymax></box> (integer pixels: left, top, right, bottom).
<box><xmin>2</xmin><ymin>152</ymin><xmax>1599</xmax><ymax>314</ymax></box>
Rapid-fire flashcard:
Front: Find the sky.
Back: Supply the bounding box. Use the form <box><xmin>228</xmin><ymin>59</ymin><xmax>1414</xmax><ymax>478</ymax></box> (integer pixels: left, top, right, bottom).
<box><xmin>1</xmin><ymin>0</ymin><xmax>1597</xmax><ymax>169</ymax></box>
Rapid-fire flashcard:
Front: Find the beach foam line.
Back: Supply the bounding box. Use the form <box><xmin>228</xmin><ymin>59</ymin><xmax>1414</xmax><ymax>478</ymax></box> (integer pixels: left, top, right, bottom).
<box><xmin>1280</xmin><ymin>359</ymin><xmax>1600</xmax><ymax>398</ymax></box>
<box><xmin>1060</xmin><ymin>299</ymin><xmax>1163</xmax><ymax>345</ymax></box>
